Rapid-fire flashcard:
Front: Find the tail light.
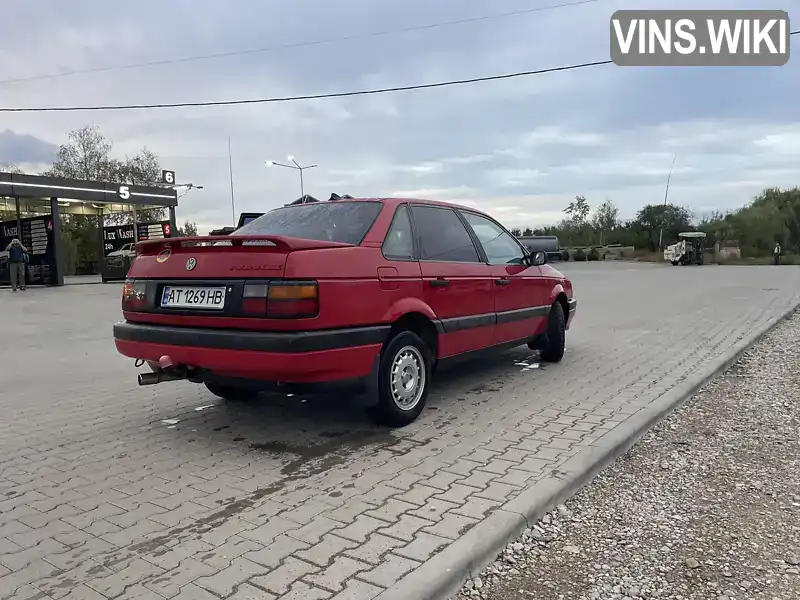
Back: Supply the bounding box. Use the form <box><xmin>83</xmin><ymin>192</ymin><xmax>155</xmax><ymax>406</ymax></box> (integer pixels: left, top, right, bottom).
<box><xmin>122</xmin><ymin>279</ymin><xmax>147</xmax><ymax>311</ymax></box>
<box><xmin>242</xmin><ymin>280</ymin><xmax>319</xmax><ymax>318</ymax></box>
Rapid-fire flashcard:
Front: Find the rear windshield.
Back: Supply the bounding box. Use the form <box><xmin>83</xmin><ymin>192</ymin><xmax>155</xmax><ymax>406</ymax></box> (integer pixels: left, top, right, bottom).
<box><xmin>235</xmin><ymin>201</ymin><xmax>383</xmax><ymax>244</ymax></box>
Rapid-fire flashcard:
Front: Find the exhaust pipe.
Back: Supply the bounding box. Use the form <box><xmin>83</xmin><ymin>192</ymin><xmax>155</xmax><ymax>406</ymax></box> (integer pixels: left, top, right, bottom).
<box><xmin>138</xmin><ymin>368</ymin><xmax>187</xmax><ymax>386</ymax></box>
<box><xmin>138</xmin><ymin>372</ymin><xmax>161</xmax><ymax>386</ymax></box>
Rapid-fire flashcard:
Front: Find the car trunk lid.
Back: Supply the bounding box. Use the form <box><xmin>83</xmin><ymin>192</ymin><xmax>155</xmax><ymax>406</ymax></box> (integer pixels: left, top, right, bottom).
<box><xmin>129</xmin><ymin>235</ymin><xmax>352</xmax><ymax>280</ymax></box>
<box><xmin>122</xmin><ymin>235</ymin><xmax>353</xmax><ymax>324</ymax></box>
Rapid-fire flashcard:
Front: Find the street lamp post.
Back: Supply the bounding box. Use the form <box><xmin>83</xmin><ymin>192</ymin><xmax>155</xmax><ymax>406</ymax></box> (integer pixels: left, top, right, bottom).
<box><xmin>658</xmin><ymin>153</ymin><xmax>677</xmax><ymax>251</ymax></box>
<box><xmin>267</xmin><ymin>156</ymin><xmax>317</xmax><ymax>198</ymax></box>
<box><xmin>175</xmin><ymin>182</ymin><xmax>204</xmax><ymax>200</ymax></box>
<box><xmin>172</xmin><ymin>183</ymin><xmax>203</xmax><ymax>235</ymax></box>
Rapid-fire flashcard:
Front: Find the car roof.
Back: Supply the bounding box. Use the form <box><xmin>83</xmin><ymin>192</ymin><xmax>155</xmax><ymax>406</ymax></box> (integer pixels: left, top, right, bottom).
<box><xmin>287</xmin><ymin>197</ymin><xmax>491</xmax><ymax>215</ymax></box>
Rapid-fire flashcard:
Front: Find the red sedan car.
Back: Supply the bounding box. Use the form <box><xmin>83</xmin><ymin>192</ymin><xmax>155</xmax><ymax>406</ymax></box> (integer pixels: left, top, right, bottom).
<box><xmin>113</xmin><ymin>197</ymin><xmax>576</xmax><ymax>426</ymax></box>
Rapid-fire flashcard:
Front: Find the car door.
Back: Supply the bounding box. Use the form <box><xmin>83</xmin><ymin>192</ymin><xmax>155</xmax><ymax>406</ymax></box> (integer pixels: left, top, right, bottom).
<box><xmin>410</xmin><ymin>204</ymin><xmax>495</xmax><ymax>358</ymax></box>
<box><xmin>459</xmin><ymin>211</ymin><xmax>549</xmax><ymax>345</ymax></box>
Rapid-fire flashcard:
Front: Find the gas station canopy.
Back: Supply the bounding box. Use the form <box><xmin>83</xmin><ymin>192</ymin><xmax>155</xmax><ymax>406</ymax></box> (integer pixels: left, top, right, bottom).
<box><xmin>0</xmin><ymin>172</ymin><xmax>178</xmax><ymax>208</ymax></box>
<box><xmin>0</xmin><ymin>171</ymin><xmax>179</xmax><ymax>286</ymax></box>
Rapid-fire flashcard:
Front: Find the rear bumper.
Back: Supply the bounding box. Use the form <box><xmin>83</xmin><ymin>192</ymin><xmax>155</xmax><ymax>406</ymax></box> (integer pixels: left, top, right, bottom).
<box><xmin>566</xmin><ymin>298</ymin><xmax>577</xmax><ymax>329</ymax></box>
<box><xmin>113</xmin><ymin>321</ymin><xmax>388</xmax><ymax>383</ymax></box>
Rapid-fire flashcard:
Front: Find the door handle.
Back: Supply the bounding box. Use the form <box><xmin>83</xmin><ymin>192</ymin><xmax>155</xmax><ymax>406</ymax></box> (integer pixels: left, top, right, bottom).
<box><xmin>429</xmin><ymin>279</ymin><xmax>450</xmax><ymax>288</ymax></box>
<box><xmin>494</xmin><ymin>278</ymin><xmax>510</xmax><ymax>286</ymax></box>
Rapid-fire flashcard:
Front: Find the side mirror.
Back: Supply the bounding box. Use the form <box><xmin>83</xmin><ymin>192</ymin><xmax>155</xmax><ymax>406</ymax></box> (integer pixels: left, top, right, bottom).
<box><xmin>531</xmin><ymin>251</ymin><xmax>547</xmax><ymax>266</ymax></box>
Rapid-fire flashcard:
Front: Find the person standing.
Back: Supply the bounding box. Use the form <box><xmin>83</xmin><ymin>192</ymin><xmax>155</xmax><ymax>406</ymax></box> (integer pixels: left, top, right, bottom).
<box><xmin>6</xmin><ymin>238</ymin><xmax>28</xmax><ymax>291</ymax></box>
<box><xmin>773</xmin><ymin>241</ymin><xmax>781</xmax><ymax>266</ymax></box>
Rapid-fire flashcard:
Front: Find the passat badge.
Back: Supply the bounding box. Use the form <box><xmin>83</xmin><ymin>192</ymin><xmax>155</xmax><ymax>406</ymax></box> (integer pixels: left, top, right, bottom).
<box><xmin>156</xmin><ymin>249</ymin><xmax>171</xmax><ymax>263</ymax></box>
<box><xmin>186</xmin><ymin>257</ymin><xmax>197</xmax><ymax>271</ymax></box>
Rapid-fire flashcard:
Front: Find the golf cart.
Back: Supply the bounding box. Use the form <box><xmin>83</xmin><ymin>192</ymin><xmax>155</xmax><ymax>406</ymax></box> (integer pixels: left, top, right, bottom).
<box><xmin>664</xmin><ymin>231</ymin><xmax>706</xmax><ymax>266</ymax></box>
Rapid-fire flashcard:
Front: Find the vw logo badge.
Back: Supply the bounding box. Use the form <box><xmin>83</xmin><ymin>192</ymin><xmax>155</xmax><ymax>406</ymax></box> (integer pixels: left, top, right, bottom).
<box><xmin>185</xmin><ymin>257</ymin><xmax>197</xmax><ymax>271</ymax></box>
<box><xmin>156</xmin><ymin>249</ymin><xmax>171</xmax><ymax>263</ymax></box>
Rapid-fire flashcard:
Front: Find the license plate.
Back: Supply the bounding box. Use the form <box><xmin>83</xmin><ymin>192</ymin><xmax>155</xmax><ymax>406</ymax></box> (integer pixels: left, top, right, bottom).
<box><xmin>161</xmin><ymin>286</ymin><xmax>226</xmax><ymax>310</ymax></box>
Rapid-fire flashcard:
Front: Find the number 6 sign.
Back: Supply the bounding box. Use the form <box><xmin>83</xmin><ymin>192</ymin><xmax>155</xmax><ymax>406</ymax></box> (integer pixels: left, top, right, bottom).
<box><xmin>161</xmin><ymin>170</ymin><xmax>176</xmax><ymax>185</ymax></box>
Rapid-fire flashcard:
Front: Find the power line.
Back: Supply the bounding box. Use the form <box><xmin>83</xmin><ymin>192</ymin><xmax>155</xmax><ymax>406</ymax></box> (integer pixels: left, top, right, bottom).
<box><xmin>0</xmin><ymin>59</ymin><xmax>613</xmax><ymax>112</ymax></box>
<box><xmin>1</xmin><ymin>31</ymin><xmax>795</xmax><ymax>114</ymax></box>
<box><xmin>0</xmin><ymin>0</ymin><xmax>600</xmax><ymax>86</ymax></box>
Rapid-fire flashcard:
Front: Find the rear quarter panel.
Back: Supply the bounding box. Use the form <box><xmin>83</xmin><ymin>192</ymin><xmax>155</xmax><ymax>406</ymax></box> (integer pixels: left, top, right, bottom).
<box><xmin>285</xmin><ymin>247</ymin><xmax>425</xmax><ymax>330</ymax></box>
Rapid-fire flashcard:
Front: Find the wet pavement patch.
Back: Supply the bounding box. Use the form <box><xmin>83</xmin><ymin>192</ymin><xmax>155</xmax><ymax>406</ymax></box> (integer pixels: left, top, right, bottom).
<box><xmin>249</xmin><ymin>429</ymin><xmax>397</xmax><ymax>476</ymax></box>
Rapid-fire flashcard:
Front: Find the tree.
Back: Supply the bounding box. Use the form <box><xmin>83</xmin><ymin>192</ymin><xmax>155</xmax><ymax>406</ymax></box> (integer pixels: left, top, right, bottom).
<box><xmin>45</xmin><ymin>125</ymin><xmax>166</xmax><ymax>224</ymax></box>
<box><xmin>522</xmin><ymin>227</ymin><xmax>534</xmax><ymax>237</ymax></box>
<box><xmin>560</xmin><ymin>196</ymin><xmax>591</xmax><ymax>245</ymax></box>
<box><xmin>694</xmin><ymin>187</ymin><xmax>800</xmax><ymax>257</ymax></box>
<box><xmin>509</xmin><ymin>227</ymin><xmax>521</xmax><ymax>237</ymax></box>
<box><xmin>591</xmin><ymin>199</ymin><xmax>620</xmax><ymax>245</ymax></box>
<box><xmin>176</xmin><ymin>220</ymin><xmax>198</xmax><ymax>237</ymax></box>
<box><xmin>564</xmin><ymin>196</ymin><xmax>590</xmax><ymax>228</ymax></box>
<box><xmin>753</xmin><ymin>187</ymin><xmax>800</xmax><ymax>252</ymax></box>
<box><xmin>41</xmin><ymin>126</ymin><xmax>170</xmax><ymax>274</ymax></box>
<box><xmin>45</xmin><ymin>126</ymin><xmax>116</xmax><ymax>181</ymax></box>
<box><xmin>633</xmin><ymin>204</ymin><xmax>693</xmax><ymax>251</ymax></box>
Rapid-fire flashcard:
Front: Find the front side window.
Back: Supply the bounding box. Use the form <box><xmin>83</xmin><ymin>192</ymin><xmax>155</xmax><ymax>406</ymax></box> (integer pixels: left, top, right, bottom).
<box><xmin>461</xmin><ymin>211</ymin><xmax>526</xmax><ymax>265</ymax></box>
<box><xmin>410</xmin><ymin>205</ymin><xmax>480</xmax><ymax>263</ymax></box>
<box><xmin>235</xmin><ymin>201</ymin><xmax>383</xmax><ymax>244</ymax></box>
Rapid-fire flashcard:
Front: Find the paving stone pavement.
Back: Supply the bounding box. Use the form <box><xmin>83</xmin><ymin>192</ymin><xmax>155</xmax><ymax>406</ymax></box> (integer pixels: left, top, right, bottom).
<box><xmin>1</xmin><ymin>262</ymin><xmax>799</xmax><ymax>600</ymax></box>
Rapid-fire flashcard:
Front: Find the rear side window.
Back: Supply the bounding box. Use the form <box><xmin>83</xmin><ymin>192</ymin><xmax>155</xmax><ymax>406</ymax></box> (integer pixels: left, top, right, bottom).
<box><xmin>235</xmin><ymin>201</ymin><xmax>382</xmax><ymax>244</ymax></box>
<box><xmin>382</xmin><ymin>205</ymin><xmax>414</xmax><ymax>260</ymax></box>
<box><xmin>410</xmin><ymin>205</ymin><xmax>480</xmax><ymax>263</ymax></box>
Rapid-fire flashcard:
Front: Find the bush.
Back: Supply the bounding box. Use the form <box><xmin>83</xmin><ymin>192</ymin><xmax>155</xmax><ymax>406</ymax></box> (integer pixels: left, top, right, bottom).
<box><xmin>587</xmin><ymin>247</ymin><xmax>599</xmax><ymax>261</ymax></box>
<box><xmin>574</xmin><ymin>248</ymin><xmax>587</xmax><ymax>261</ymax></box>
<box><xmin>561</xmin><ymin>249</ymin><xmax>570</xmax><ymax>261</ymax></box>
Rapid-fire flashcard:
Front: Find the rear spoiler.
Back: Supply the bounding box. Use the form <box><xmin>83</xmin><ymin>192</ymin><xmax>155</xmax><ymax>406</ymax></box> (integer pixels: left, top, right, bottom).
<box><xmin>135</xmin><ymin>235</ymin><xmax>353</xmax><ymax>254</ymax></box>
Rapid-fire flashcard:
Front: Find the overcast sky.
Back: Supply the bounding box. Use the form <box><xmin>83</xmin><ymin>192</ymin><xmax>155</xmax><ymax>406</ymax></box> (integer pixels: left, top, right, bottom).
<box><xmin>0</xmin><ymin>0</ymin><xmax>797</xmax><ymax>233</ymax></box>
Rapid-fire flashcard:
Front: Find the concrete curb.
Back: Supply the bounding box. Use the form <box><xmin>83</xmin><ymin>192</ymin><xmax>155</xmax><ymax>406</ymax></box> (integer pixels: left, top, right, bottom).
<box><xmin>376</xmin><ymin>303</ymin><xmax>799</xmax><ymax>600</ymax></box>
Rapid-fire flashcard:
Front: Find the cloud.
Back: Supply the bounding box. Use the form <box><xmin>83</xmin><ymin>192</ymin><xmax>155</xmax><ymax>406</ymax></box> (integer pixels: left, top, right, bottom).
<box><xmin>0</xmin><ymin>0</ymin><xmax>797</xmax><ymax>233</ymax></box>
<box><xmin>0</xmin><ymin>130</ymin><xmax>57</xmax><ymax>167</ymax></box>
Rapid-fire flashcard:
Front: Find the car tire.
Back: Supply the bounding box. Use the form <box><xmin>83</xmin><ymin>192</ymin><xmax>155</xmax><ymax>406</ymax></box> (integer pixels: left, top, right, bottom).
<box><xmin>372</xmin><ymin>331</ymin><xmax>432</xmax><ymax>427</ymax></box>
<box><xmin>204</xmin><ymin>382</ymin><xmax>258</xmax><ymax>401</ymax></box>
<box><xmin>540</xmin><ymin>301</ymin><xmax>566</xmax><ymax>363</ymax></box>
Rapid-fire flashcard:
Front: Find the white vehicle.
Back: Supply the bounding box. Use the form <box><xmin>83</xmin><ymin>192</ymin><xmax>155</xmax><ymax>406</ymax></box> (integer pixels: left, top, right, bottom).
<box><xmin>107</xmin><ymin>243</ymin><xmax>136</xmax><ymax>258</ymax></box>
<box><xmin>664</xmin><ymin>231</ymin><xmax>706</xmax><ymax>266</ymax></box>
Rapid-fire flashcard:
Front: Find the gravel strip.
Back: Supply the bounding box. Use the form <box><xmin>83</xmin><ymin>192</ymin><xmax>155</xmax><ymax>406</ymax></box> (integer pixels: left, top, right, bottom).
<box><xmin>455</xmin><ymin>311</ymin><xmax>800</xmax><ymax>600</ymax></box>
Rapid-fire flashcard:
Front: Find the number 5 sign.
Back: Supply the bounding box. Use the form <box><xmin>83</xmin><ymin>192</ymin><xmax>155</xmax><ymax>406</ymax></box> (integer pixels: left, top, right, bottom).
<box><xmin>161</xmin><ymin>170</ymin><xmax>176</xmax><ymax>185</ymax></box>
